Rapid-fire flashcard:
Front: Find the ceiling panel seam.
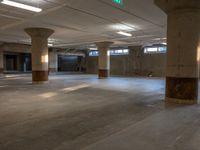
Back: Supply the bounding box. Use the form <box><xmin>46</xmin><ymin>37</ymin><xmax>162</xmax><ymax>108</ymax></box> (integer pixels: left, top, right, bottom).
<box><xmin>98</xmin><ymin>0</ymin><xmax>165</xmax><ymax>28</ymax></box>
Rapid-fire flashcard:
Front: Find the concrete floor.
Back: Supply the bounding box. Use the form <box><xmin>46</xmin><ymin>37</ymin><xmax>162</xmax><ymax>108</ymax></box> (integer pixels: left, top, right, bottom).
<box><xmin>0</xmin><ymin>74</ymin><xmax>199</xmax><ymax>150</ymax></box>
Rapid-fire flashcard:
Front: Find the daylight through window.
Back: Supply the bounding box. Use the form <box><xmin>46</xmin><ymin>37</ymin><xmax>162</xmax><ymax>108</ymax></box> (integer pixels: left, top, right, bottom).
<box><xmin>89</xmin><ymin>49</ymin><xmax>129</xmax><ymax>56</ymax></box>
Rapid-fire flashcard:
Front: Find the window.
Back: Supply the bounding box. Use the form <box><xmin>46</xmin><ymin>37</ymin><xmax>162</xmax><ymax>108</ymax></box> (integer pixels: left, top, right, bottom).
<box><xmin>145</xmin><ymin>47</ymin><xmax>157</xmax><ymax>53</ymax></box>
<box><xmin>123</xmin><ymin>49</ymin><xmax>129</xmax><ymax>53</ymax></box>
<box><xmin>158</xmin><ymin>47</ymin><xmax>167</xmax><ymax>52</ymax></box>
<box><xmin>144</xmin><ymin>46</ymin><xmax>167</xmax><ymax>54</ymax></box>
<box><xmin>112</xmin><ymin>49</ymin><xmax>129</xmax><ymax>55</ymax></box>
<box><xmin>109</xmin><ymin>50</ymin><xmax>114</xmax><ymax>55</ymax></box>
<box><xmin>116</xmin><ymin>50</ymin><xmax>123</xmax><ymax>53</ymax></box>
<box><xmin>89</xmin><ymin>49</ymin><xmax>129</xmax><ymax>56</ymax></box>
<box><xmin>89</xmin><ymin>51</ymin><xmax>99</xmax><ymax>56</ymax></box>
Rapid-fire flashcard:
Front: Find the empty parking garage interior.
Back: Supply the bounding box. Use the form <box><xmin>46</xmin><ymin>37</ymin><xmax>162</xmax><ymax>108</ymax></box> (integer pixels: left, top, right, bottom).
<box><xmin>0</xmin><ymin>0</ymin><xmax>200</xmax><ymax>150</ymax></box>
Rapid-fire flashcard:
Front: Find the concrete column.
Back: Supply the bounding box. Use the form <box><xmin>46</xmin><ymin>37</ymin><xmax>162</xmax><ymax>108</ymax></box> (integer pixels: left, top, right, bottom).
<box><xmin>49</xmin><ymin>49</ymin><xmax>58</xmax><ymax>74</ymax></box>
<box><xmin>25</xmin><ymin>28</ymin><xmax>54</xmax><ymax>83</ymax></box>
<box><xmin>0</xmin><ymin>51</ymin><xmax>3</xmax><ymax>74</ymax></box>
<box><xmin>128</xmin><ymin>46</ymin><xmax>143</xmax><ymax>75</ymax></box>
<box><xmin>155</xmin><ymin>0</ymin><xmax>200</xmax><ymax>104</ymax></box>
<box><xmin>96</xmin><ymin>41</ymin><xmax>114</xmax><ymax>78</ymax></box>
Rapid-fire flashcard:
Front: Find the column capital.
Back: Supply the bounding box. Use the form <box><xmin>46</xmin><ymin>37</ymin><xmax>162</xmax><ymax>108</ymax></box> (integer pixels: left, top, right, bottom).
<box><xmin>95</xmin><ymin>41</ymin><xmax>114</xmax><ymax>49</ymax></box>
<box><xmin>155</xmin><ymin>0</ymin><xmax>200</xmax><ymax>13</ymax></box>
<box><xmin>24</xmin><ymin>27</ymin><xmax>54</xmax><ymax>38</ymax></box>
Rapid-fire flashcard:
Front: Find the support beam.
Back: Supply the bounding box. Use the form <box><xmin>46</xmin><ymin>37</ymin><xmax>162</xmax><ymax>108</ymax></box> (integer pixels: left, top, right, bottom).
<box><xmin>155</xmin><ymin>0</ymin><xmax>200</xmax><ymax>104</ymax></box>
<box><xmin>96</xmin><ymin>41</ymin><xmax>114</xmax><ymax>79</ymax></box>
<box><xmin>25</xmin><ymin>28</ymin><xmax>54</xmax><ymax>83</ymax></box>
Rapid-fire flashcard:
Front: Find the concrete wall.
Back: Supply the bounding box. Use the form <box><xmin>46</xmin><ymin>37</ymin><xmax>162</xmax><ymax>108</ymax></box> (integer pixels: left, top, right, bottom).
<box><xmin>141</xmin><ymin>53</ymin><xmax>166</xmax><ymax>77</ymax></box>
<box><xmin>86</xmin><ymin>46</ymin><xmax>167</xmax><ymax>77</ymax></box>
<box><xmin>0</xmin><ymin>43</ymin><xmax>87</xmax><ymax>73</ymax></box>
<box><xmin>1</xmin><ymin>43</ymin><xmax>31</xmax><ymax>53</ymax></box>
<box><xmin>3</xmin><ymin>52</ymin><xmax>32</xmax><ymax>72</ymax></box>
<box><xmin>0</xmin><ymin>43</ymin><xmax>167</xmax><ymax>76</ymax></box>
<box><xmin>58</xmin><ymin>55</ymin><xmax>83</xmax><ymax>72</ymax></box>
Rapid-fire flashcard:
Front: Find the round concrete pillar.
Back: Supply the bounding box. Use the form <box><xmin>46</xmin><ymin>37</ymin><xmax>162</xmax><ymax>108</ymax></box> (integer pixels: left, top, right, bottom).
<box><xmin>49</xmin><ymin>49</ymin><xmax>58</xmax><ymax>74</ymax></box>
<box><xmin>155</xmin><ymin>0</ymin><xmax>200</xmax><ymax>104</ymax></box>
<box><xmin>96</xmin><ymin>41</ymin><xmax>114</xmax><ymax>78</ymax></box>
<box><xmin>25</xmin><ymin>28</ymin><xmax>54</xmax><ymax>83</ymax></box>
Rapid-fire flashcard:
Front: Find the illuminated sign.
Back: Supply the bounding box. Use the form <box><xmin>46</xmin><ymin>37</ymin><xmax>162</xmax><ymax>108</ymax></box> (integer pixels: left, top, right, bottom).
<box><xmin>113</xmin><ymin>0</ymin><xmax>123</xmax><ymax>5</ymax></box>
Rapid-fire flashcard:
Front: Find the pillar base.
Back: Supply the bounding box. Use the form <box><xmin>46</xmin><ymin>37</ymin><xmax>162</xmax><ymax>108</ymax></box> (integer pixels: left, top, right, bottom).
<box><xmin>166</xmin><ymin>77</ymin><xmax>198</xmax><ymax>105</ymax></box>
<box><xmin>98</xmin><ymin>69</ymin><xmax>109</xmax><ymax>79</ymax></box>
<box><xmin>166</xmin><ymin>77</ymin><xmax>198</xmax><ymax>98</ymax></box>
<box><xmin>49</xmin><ymin>68</ymin><xmax>57</xmax><ymax>73</ymax></box>
<box><xmin>0</xmin><ymin>68</ymin><xmax>3</xmax><ymax>74</ymax></box>
<box><xmin>165</xmin><ymin>97</ymin><xmax>197</xmax><ymax>105</ymax></box>
<box><xmin>32</xmin><ymin>81</ymin><xmax>49</xmax><ymax>84</ymax></box>
<box><xmin>32</xmin><ymin>71</ymin><xmax>48</xmax><ymax>83</ymax></box>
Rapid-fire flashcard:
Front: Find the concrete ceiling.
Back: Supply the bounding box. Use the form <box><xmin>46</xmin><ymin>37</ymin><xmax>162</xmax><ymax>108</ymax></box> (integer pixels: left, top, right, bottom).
<box><xmin>0</xmin><ymin>0</ymin><xmax>167</xmax><ymax>48</ymax></box>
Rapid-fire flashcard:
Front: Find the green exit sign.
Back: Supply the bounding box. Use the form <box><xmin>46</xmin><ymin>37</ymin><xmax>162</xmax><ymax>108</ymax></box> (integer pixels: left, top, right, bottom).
<box><xmin>113</xmin><ymin>0</ymin><xmax>123</xmax><ymax>5</ymax></box>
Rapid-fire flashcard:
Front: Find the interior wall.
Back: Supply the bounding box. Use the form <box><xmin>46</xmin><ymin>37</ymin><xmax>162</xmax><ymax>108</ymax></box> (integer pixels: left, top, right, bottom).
<box><xmin>1</xmin><ymin>43</ymin><xmax>31</xmax><ymax>53</ymax></box>
<box><xmin>3</xmin><ymin>52</ymin><xmax>32</xmax><ymax>72</ymax></box>
<box><xmin>58</xmin><ymin>55</ymin><xmax>85</xmax><ymax>72</ymax></box>
<box><xmin>86</xmin><ymin>46</ymin><xmax>167</xmax><ymax>77</ymax></box>
<box><xmin>5</xmin><ymin>55</ymin><xmax>18</xmax><ymax>71</ymax></box>
<box><xmin>141</xmin><ymin>53</ymin><xmax>166</xmax><ymax>77</ymax></box>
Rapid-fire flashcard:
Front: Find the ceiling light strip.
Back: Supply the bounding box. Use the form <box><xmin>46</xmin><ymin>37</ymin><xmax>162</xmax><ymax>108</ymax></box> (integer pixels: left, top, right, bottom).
<box><xmin>1</xmin><ymin>0</ymin><xmax>42</xmax><ymax>12</ymax></box>
<box><xmin>117</xmin><ymin>31</ymin><xmax>132</xmax><ymax>37</ymax></box>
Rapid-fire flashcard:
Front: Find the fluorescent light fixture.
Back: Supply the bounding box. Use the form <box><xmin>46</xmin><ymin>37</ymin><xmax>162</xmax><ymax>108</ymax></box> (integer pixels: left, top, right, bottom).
<box><xmin>152</xmin><ymin>38</ymin><xmax>161</xmax><ymax>41</ymax></box>
<box><xmin>161</xmin><ymin>42</ymin><xmax>167</xmax><ymax>45</ymax></box>
<box><xmin>89</xmin><ymin>47</ymin><xmax>98</xmax><ymax>50</ymax></box>
<box><xmin>1</xmin><ymin>0</ymin><xmax>42</xmax><ymax>12</ymax></box>
<box><xmin>152</xmin><ymin>37</ymin><xmax>167</xmax><ymax>41</ymax></box>
<box><xmin>111</xmin><ymin>24</ymin><xmax>134</xmax><ymax>31</ymax></box>
<box><xmin>48</xmin><ymin>43</ymin><xmax>53</xmax><ymax>47</ymax></box>
<box><xmin>117</xmin><ymin>31</ymin><xmax>132</xmax><ymax>37</ymax></box>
